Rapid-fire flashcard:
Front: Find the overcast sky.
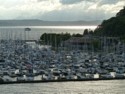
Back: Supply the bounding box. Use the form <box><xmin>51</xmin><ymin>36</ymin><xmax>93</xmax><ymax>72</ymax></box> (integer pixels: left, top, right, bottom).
<box><xmin>0</xmin><ymin>0</ymin><xmax>124</xmax><ymax>21</ymax></box>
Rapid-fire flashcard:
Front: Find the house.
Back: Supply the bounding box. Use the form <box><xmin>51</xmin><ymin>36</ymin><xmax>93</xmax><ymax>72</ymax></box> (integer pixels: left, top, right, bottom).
<box><xmin>63</xmin><ymin>35</ymin><xmax>123</xmax><ymax>52</ymax></box>
<box><xmin>63</xmin><ymin>35</ymin><xmax>96</xmax><ymax>50</ymax></box>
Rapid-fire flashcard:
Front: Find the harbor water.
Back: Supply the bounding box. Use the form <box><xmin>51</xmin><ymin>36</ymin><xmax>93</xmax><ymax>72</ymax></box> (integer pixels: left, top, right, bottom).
<box><xmin>0</xmin><ymin>26</ymin><xmax>97</xmax><ymax>40</ymax></box>
<box><xmin>0</xmin><ymin>80</ymin><xmax>125</xmax><ymax>94</ymax></box>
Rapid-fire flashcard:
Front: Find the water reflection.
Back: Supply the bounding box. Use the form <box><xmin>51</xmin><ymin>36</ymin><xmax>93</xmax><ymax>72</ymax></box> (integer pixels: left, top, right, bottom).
<box><xmin>0</xmin><ymin>80</ymin><xmax>125</xmax><ymax>94</ymax></box>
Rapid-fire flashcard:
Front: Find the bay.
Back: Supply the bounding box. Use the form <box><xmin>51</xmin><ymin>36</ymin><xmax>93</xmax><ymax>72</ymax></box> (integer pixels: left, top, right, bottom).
<box><xmin>0</xmin><ymin>80</ymin><xmax>125</xmax><ymax>94</ymax></box>
<box><xmin>0</xmin><ymin>26</ymin><xmax>97</xmax><ymax>40</ymax></box>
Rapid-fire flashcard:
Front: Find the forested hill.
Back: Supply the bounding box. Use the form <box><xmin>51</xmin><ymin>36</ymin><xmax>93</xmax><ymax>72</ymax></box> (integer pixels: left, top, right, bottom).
<box><xmin>94</xmin><ymin>7</ymin><xmax>125</xmax><ymax>39</ymax></box>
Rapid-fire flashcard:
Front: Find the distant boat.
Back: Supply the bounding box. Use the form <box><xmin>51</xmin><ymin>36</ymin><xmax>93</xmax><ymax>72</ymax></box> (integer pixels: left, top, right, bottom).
<box><xmin>24</xmin><ymin>28</ymin><xmax>31</xmax><ymax>31</ymax></box>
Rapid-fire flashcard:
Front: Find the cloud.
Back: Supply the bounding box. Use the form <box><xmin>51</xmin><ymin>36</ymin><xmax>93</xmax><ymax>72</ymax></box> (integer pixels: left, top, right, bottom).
<box><xmin>35</xmin><ymin>3</ymin><xmax>104</xmax><ymax>21</ymax></box>
<box><xmin>0</xmin><ymin>0</ymin><xmax>124</xmax><ymax>21</ymax></box>
<box><xmin>35</xmin><ymin>0</ymin><xmax>125</xmax><ymax>21</ymax></box>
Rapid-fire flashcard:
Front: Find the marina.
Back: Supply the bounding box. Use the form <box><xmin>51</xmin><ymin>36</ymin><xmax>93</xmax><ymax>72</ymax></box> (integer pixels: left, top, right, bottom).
<box><xmin>0</xmin><ymin>30</ymin><xmax>125</xmax><ymax>83</ymax></box>
<box><xmin>0</xmin><ymin>1</ymin><xmax>125</xmax><ymax>94</ymax></box>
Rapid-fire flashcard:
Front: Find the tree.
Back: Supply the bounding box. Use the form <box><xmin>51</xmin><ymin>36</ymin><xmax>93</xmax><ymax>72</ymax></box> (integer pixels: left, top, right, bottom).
<box><xmin>94</xmin><ymin>6</ymin><xmax>125</xmax><ymax>39</ymax></box>
<box><xmin>40</xmin><ymin>33</ymin><xmax>71</xmax><ymax>47</ymax></box>
<box><xmin>89</xmin><ymin>30</ymin><xmax>94</xmax><ymax>35</ymax></box>
<box><xmin>116</xmin><ymin>6</ymin><xmax>125</xmax><ymax>17</ymax></box>
<box><xmin>72</xmin><ymin>33</ymin><xmax>83</xmax><ymax>37</ymax></box>
<box><xmin>83</xmin><ymin>29</ymin><xmax>89</xmax><ymax>35</ymax></box>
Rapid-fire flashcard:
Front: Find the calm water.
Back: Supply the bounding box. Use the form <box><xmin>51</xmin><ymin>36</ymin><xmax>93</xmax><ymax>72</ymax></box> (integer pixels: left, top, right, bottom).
<box><xmin>0</xmin><ymin>80</ymin><xmax>125</xmax><ymax>94</ymax></box>
<box><xmin>0</xmin><ymin>26</ymin><xmax>97</xmax><ymax>40</ymax></box>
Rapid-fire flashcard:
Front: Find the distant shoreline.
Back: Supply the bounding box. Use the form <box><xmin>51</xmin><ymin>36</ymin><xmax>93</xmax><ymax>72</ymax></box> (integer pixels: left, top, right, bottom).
<box><xmin>0</xmin><ymin>25</ymin><xmax>97</xmax><ymax>29</ymax></box>
<box><xmin>0</xmin><ymin>25</ymin><xmax>97</xmax><ymax>26</ymax></box>
<box><xmin>0</xmin><ymin>20</ymin><xmax>101</xmax><ymax>26</ymax></box>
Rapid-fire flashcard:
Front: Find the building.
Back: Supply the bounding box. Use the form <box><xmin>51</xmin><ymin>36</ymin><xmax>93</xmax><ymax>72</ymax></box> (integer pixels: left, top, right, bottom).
<box><xmin>63</xmin><ymin>35</ymin><xmax>96</xmax><ymax>50</ymax></box>
<box><xmin>63</xmin><ymin>35</ymin><xmax>123</xmax><ymax>52</ymax></box>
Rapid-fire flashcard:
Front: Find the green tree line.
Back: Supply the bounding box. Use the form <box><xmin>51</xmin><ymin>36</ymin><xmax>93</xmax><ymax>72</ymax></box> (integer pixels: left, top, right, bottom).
<box><xmin>40</xmin><ymin>29</ymin><xmax>94</xmax><ymax>47</ymax></box>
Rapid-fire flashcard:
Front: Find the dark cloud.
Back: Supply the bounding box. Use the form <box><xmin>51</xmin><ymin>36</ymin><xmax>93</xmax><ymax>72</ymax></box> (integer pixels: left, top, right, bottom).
<box><xmin>59</xmin><ymin>0</ymin><xmax>84</xmax><ymax>5</ymax></box>
<box><xmin>37</xmin><ymin>0</ymin><xmax>121</xmax><ymax>6</ymax></box>
<box><xmin>59</xmin><ymin>0</ymin><xmax>121</xmax><ymax>5</ymax></box>
<box><xmin>37</xmin><ymin>0</ymin><xmax>47</xmax><ymax>2</ymax></box>
<box><xmin>98</xmin><ymin>0</ymin><xmax>120</xmax><ymax>6</ymax></box>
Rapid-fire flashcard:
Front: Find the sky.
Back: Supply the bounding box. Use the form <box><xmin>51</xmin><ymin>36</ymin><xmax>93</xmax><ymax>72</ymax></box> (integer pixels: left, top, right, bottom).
<box><xmin>0</xmin><ymin>0</ymin><xmax>124</xmax><ymax>21</ymax></box>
